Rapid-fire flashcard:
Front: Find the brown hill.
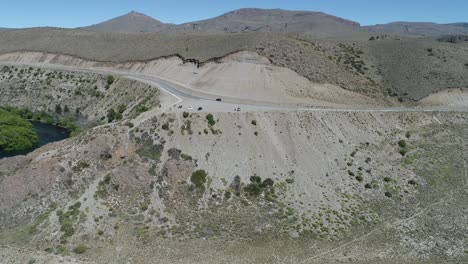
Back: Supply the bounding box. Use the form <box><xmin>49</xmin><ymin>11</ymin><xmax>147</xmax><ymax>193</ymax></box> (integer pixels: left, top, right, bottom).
<box><xmin>81</xmin><ymin>11</ymin><xmax>168</xmax><ymax>33</ymax></box>
<box><xmin>170</xmin><ymin>8</ymin><xmax>361</xmax><ymax>36</ymax></box>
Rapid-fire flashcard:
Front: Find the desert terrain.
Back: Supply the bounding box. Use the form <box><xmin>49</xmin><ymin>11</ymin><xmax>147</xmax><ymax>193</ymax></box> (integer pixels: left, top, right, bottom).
<box><xmin>0</xmin><ymin>8</ymin><xmax>467</xmax><ymax>264</ymax></box>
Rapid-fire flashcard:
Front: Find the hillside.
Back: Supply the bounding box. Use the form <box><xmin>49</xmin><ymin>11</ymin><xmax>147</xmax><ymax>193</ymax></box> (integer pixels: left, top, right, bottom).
<box><xmin>1</xmin><ymin>28</ymin><xmax>468</xmax><ymax>100</ymax></box>
<box><xmin>0</xmin><ymin>8</ymin><xmax>467</xmax><ymax>264</ymax></box>
<box><xmin>170</xmin><ymin>8</ymin><xmax>361</xmax><ymax>36</ymax></box>
<box><xmin>366</xmin><ymin>22</ymin><xmax>468</xmax><ymax>37</ymax></box>
<box><xmin>0</xmin><ymin>65</ymin><xmax>466</xmax><ymax>263</ymax></box>
<box><xmin>81</xmin><ymin>11</ymin><xmax>168</xmax><ymax>33</ymax></box>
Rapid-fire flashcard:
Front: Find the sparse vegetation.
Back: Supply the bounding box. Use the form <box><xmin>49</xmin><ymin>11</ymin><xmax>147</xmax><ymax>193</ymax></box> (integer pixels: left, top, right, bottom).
<box><xmin>72</xmin><ymin>244</ymin><xmax>87</xmax><ymax>254</ymax></box>
<box><xmin>58</xmin><ymin>201</ymin><xmax>82</xmax><ymax>238</ymax></box>
<box><xmin>244</xmin><ymin>175</ymin><xmax>275</xmax><ymax>197</ymax></box>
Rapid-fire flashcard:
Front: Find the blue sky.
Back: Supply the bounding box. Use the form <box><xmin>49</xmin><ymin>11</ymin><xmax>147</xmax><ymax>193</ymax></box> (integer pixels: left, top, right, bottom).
<box><xmin>0</xmin><ymin>0</ymin><xmax>467</xmax><ymax>28</ymax></box>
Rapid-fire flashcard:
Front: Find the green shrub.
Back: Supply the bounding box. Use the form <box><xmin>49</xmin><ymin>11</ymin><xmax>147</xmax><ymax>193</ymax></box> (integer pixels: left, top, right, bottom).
<box><xmin>72</xmin><ymin>161</ymin><xmax>89</xmax><ymax>173</ymax></box>
<box><xmin>136</xmin><ymin>104</ymin><xmax>149</xmax><ymax>114</ymax></box>
<box><xmin>117</xmin><ymin>104</ymin><xmax>127</xmax><ymax>114</ymax></box>
<box><xmin>55</xmin><ymin>104</ymin><xmax>62</xmax><ymax>114</ymax></box>
<box><xmin>183</xmin><ymin>112</ymin><xmax>189</xmax><ymax>118</ymax></box>
<box><xmin>250</xmin><ymin>175</ymin><xmax>262</xmax><ymax>184</ymax></box>
<box><xmin>251</xmin><ymin>120</ymin><xmax>257</xmax><ymax>126</ymax></box>
<box><xmin>72</xmin><ymin>244</ymin><xmax>87</xmax><ymax>254</ymax></box>
<box><xmin>140</xmin><ymin>204</ymin><xmax>148</xmax><ymax>211</ymax></box>
<box><xmin>106</xmin><ymin>75</ymin><xmax>115</xmax><ymax>85</ymax></box>
<box><xmin>244</xmin><ymin>182</ymin><xmax>263</xmax><ymax>196</ymax></box>
<box><xmin>356</xmin><ymin>175</ymin><xmax>363</xmax><ymax>182</ymax></box>
<box><xmin>181</xmin><ymin>153</ymin><xmax>192</xmax><ymax>161</ymax></box>
<box><xmin>191</xmin><ymin>170</ymin><xmax>207</xmax><ymax>188</ymax></box>
<box><xmin>245</xmin><ymin>176</ymin><xmax>275</xmax><ymax>197</ymax></box>
<box><xmin>107</xmin><ymin>108</ymin><xmax>117</xmax><ymax>122</ymax></box>
<box><xmin>399</xmin><ymin>149</ymin><xmax>407</xmax><ymax>156</ymax></box>
<box><xmin>206</xmin><ymin>114</ymin><xmax>216</xmax><ymax>126</ymax></box>
<box><xmin>262</xmin><ymin>178</ymin><xmax>275</xmax><ymax>187</ymax></box>
<box><xmin>398</xmin><ymin>140</ymin><xmax>407</xmax><ymax>148</ymax></box>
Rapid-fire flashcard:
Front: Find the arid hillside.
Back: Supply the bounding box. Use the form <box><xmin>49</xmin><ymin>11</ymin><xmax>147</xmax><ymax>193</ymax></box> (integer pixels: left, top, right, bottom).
<box><xmin>0</xmin><ymin>66</ymin><xmax>466</xmax><ymax>263</ymax></box>
<box><xmin>0</xmin><ymin>8</ymin><xmax>467</xmax><ymax>263</ymax></box>
<box><xmin>1</xmin><ymin>28</ymin><xmax>468</xmax><ymax>101</ymax></box>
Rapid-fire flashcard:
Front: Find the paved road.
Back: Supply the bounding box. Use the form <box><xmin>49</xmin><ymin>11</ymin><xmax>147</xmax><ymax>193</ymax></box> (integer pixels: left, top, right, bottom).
<box><xmin>1</xmin><ymin>61</ymin><xmax>467</xmax><ymax>113</ymax></box>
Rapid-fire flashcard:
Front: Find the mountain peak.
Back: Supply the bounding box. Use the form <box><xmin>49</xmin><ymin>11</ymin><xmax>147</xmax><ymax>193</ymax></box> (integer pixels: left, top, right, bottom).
<box><xmin>82</xmin><ymin>11</ymin><xmax>165</xmax><ymax>33</ymax></box>
<box><xmin>127</xmin><ymin>11</ymin><xmax>150</xmax><ymax>17</ymax></box>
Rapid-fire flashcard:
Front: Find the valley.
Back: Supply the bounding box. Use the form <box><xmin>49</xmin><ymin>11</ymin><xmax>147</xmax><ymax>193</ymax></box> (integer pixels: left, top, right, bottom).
<box><xmin>0</xmin><ymin>6</ymin><xmax>467</xmax><ymax>264</ymax></box>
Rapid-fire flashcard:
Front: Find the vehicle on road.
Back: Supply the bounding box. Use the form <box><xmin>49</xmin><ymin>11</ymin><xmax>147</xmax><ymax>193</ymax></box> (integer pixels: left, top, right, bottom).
<box><xmin>187</xmin><ymin>106</ymin><xmax>193</xmax><ymax>110</ymax></box>
<box><xmin>216</xmin><ymin>98</ymin><xmax>222</xmax><ymax>101</ymax></box>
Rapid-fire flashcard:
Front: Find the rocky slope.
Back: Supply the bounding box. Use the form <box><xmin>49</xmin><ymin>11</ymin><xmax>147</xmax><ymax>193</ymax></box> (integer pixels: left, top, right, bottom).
<box><xmin>0</xmin><ymin>66</ymin><xmax>467</xmax><ymax>263</ymax></box>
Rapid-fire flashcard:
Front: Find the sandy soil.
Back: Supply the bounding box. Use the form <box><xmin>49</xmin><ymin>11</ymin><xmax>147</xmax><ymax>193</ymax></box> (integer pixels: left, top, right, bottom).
<box><xmin>0</xmin><ymin>51</ymin><xmax>383</xmax><ymax>109</ymax></box>
<box><xmin>419</xmin><ymin>88</ymin><xmax>468</xmax><ymax>108</ymax></box>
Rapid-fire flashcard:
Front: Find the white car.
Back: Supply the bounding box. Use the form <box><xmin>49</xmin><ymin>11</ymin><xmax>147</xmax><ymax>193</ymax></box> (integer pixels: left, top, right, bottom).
<box><xmin>187</xmin><ymin>106</ymin><xmax>193</xmax><ymax>110</ymax></box>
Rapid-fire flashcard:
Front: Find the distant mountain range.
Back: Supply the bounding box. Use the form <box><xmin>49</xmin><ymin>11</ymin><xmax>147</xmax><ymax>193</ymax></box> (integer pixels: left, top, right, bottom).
<box><xmin>78</xmin><ymin>8</ymin><xmax>468</xmax><ymax>37</ymax></box>
<box><xmin>81</xmin><ymin>9</ymin><xmax>362</xmax><ymax>36</ymax></box>
<box><xmin>2</xmin><ymin>8</ymin><xmax>468</xmax><ymax>37</ymax></box>
<box><xmin>171</xmin><ymin>8</ymin><xmax>361</xmax><ymax>35</ymax></box>
<box><xmin>366</xmin><ymin>22</ymin><xmax>468</xmax><ymax>37</ymax></box>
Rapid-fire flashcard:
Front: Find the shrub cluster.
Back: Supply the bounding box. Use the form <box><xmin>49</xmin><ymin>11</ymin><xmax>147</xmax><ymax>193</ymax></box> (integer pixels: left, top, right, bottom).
<box><xmin>191</xmin><ymin>170</ymin><xmax>208</xmax><ymax>189</ymax></box>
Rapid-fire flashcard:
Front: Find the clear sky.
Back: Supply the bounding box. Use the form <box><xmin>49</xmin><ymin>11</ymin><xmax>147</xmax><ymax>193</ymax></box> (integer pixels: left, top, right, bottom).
<box><xmin>0</xmin><ymin>0</ymin><xmax>467</xmax><ymax>28</ymax></box>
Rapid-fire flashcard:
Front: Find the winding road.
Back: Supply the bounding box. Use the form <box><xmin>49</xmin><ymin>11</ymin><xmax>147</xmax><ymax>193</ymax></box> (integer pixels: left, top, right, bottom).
<box><xmin>1</xmin><ymin>61</ymin><xmax>467</xmax><ymax>113</ymax></box>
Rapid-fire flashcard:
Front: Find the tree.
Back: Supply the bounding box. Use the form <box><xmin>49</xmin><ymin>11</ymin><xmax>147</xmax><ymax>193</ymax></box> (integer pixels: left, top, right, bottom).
<box><xmin>0</xmin><ymin>109</ymin><xmax>38</xmax><ymax>152</ymax></box>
